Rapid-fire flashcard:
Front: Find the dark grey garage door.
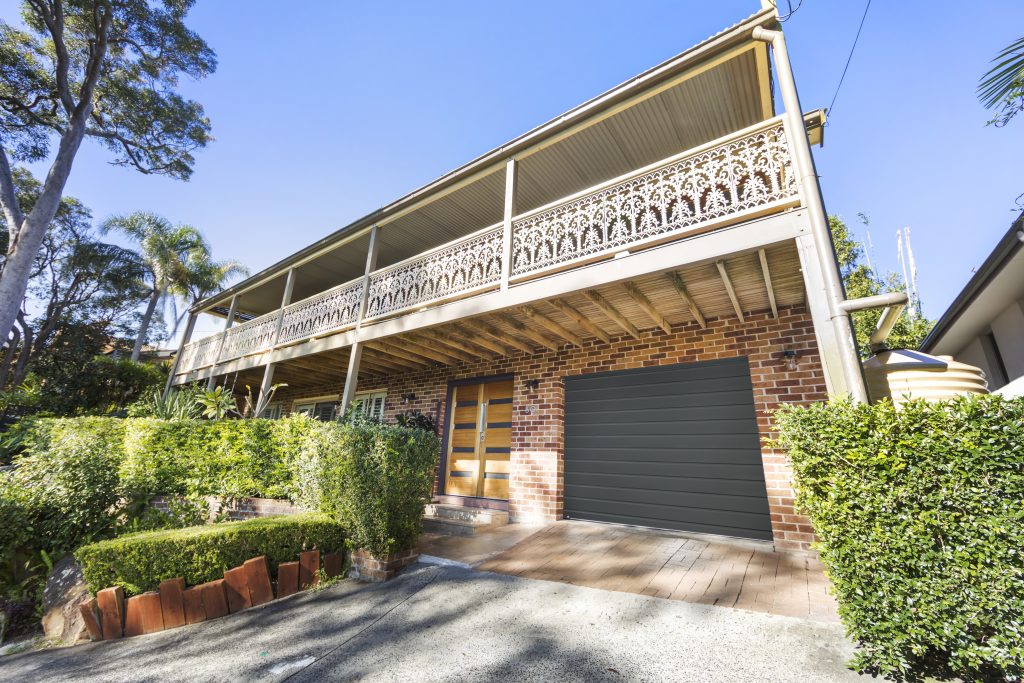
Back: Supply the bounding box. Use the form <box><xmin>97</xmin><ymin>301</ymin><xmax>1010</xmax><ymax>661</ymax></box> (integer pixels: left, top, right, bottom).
<box><xmin>563</xmin><ymin>357</ymin><xmax>773</xmax><ymax>541</ymax></box>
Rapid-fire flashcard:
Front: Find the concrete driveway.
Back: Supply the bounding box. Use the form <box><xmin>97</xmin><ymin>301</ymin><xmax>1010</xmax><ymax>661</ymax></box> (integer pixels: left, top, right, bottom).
<box><xmin>0</xmin><ymin>563</ymin><xmax>863</xmax><ymax>682</ymax></box>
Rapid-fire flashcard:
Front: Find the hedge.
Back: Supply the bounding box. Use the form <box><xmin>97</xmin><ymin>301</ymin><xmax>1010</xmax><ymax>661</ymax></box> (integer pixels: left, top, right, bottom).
<box><xmin>318</xmin><ymin>421</ymin><xmax>441</xmax><ymax>557</ymax></box>
<box><xmin>772</xmin><ymin>394</ymin><xmax>1024</xmax><ymax>682</ymax></box>
<box><xmin>76</xmin><ymin>513</ymin><xmax>345</xmax><ymax>595</ymax></box>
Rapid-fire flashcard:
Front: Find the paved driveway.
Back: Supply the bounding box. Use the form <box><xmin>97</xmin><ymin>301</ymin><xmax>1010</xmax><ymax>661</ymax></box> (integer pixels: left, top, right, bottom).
<box><xmin>477</xmin><ymin>521</ymin><xmax>839</xmax><ymax>622</ymax></box>
<box><xmin>1</xmin><ymin>563</ymin><xmax>862</xmax><ymax>682</ymax></box>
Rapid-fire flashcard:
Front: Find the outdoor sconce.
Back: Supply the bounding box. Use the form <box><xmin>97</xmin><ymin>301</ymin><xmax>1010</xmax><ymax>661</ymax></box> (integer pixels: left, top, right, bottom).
<box><xmin>524</xmin><ymin>379</ymin><xmax>540</xmax><ymax>391</ymax></box>
<box><xmin>782</xmin><ymin>349</ymin><xmax>799</xmax><ymax>371</ymax></box>
<box><xmin>401</xmin><ymin>392</ymin><xmax>416</xmax><ymax>404</ymax></box>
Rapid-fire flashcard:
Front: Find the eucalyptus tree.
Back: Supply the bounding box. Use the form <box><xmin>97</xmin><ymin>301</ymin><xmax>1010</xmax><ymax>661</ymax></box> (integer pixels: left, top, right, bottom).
<box><xmin>101</xmin><ymin>211</ymin><xmax>207</xmax><ymax>361</ymax></box>
<box><xmin>979</xmin><ymin>35</ymin><xmax>1024</xmax><ymax>127</ymax></box>
<box><xmin>0</xmin><ymin>0</ymin><xmax>215</xmax><ymax>364</ymax></box>
<box><xmin>0</xmin><ymin>167</ymin><xmax>147</xmax><ymax>387</ymax></box>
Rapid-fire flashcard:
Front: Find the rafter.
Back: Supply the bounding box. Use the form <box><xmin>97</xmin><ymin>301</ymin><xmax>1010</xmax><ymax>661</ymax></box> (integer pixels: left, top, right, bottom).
<box><xmin>392</xmin><ymin>337</ymin><xmax>463</xmax><ymax>365</ymax></box>
<box><xmin>494</xmin><ymin>313</ymin><xmax>558</xmax><ymax>351</ymax></box>
<box><xmin>460</xmin><ymin>318</ymin><xmax>533</xmax><ymax>355</ymax></box>
<box><xmin>547</xmin><ymin>299</ymin><xmax>610</xmax><ymax>343</ymax></box>
<box><xmin>449</xmin><ymin>322</ymin><xmax>514</xmax><ymax>356</ymax></box>
<box><xmin>667</xmin><ymin>271</ymin><xmax>706</xmax><ymax>328</ymax></box>
<box><xmin>622</xmin><ymin>282</ymin><xmax>671</xmax><ymax>335</ymax></box>
<box><xmin>583</xmin><ymin>290</ymin><xmax>639</xmax><ymax>339</ymax></box>
<box><xmin>521</xmin><ymin>305</ymin><xmax>583</xmax><ymax>347</ymax></box>
<box><xmin>757</xmin><ymin>249</ymin><xmax>778</xmax><ymax>319</ymax></box>
<box><xmin>417</xmin><ymin>328</ymin><xmax>497</xmax><ymax>361</ymax></box>
<box><xmin>367</xmin><ymin>340</ymin><xmax>442</xmax><ymax>367</ymax></box>
<box><xmin>716</xmin><ymin>260</ymin><xmax>745</xmax><ymax>323</ymax></box>
<box><xmin>362</xmin><ymin>349</ymin><xmax>422</xmax><ymax>371</ymax></box>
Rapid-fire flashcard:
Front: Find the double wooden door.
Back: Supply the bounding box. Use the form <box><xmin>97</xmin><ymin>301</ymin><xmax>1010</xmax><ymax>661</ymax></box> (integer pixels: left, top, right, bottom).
<box><xmin>443</xmin><ymin>378</ymin><xmax>513</xmax><ymax>500</ymax></box>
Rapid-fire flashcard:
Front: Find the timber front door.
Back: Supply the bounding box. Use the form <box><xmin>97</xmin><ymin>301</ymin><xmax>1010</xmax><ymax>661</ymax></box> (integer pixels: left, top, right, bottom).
<box><xmin>443</xmin><ymin>377</ymin><xmax>513</xmax><ymax>500</ymax></box>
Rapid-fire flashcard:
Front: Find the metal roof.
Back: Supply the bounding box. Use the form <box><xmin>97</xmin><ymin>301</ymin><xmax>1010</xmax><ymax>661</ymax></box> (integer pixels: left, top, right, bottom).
<box><xmin>197</xmin><ymin>7</ymin><xmax>779</xmax><ymax>316</ymax></box>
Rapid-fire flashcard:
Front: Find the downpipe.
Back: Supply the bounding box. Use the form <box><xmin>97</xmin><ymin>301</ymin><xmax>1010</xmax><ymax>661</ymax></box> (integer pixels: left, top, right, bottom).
<box><xmin>753</xmin><ymin>25</ymin><xmax>869</xmax><ymax>402</ymax></box>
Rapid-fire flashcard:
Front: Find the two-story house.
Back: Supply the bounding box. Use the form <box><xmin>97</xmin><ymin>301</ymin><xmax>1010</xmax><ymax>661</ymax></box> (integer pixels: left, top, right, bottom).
<box><xmin>168</xmin><ymin>7</ymin><xmax>871</xmax><ymax>550</ymax></box>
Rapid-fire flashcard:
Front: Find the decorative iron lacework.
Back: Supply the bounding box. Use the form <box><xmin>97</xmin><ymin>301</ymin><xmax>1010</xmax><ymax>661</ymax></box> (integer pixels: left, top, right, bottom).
<box><xmin>192</xmin><ymin>334</ymin><xmax>222</xmax><ymax>369</ymax></box>
<box><xmin>219</xmin><ymin>310</ymin><xmax>280</xmax><ymax>361</ymax></box>
<box><xmin>278</xmin><ymin>279</ymin><xmax>363</xmax><ymax>344</ymax></box>
<box><xmin>510</xmin><ymin>123</ymin><xmax>797</xmax><ymax>277</ymax></box>
<box><xmin>176</xmin><ymin>341</ymin><xmax>201</xmax><ymax>373</ymax></box>
<box><xmin>365</xmin><ymin>226</ymin><xmax>503</xmax><ymax>320</ymax></box>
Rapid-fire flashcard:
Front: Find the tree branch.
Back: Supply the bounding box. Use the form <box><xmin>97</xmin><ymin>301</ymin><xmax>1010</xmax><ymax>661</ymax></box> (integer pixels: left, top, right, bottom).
<box><xmin>27</xmin><ymin>0</ymin><xmax>77</xmax><ymax>115</ymax></box>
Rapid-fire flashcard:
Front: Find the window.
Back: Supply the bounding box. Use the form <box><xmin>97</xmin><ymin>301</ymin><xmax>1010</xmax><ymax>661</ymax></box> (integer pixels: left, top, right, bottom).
<box><xmin>293</xmin><ymin>395</ymin><xmax>341</xmax><ymax>421</ymax></box>
<box><xmin>352</xmin><ymin>390</ymin><xmax>387</xmax><ymax>420</ymax></box>
<box><xmin>262</xmin><ymin>402</ymin><xmax>283</xmax><ymax>420</ymax></box>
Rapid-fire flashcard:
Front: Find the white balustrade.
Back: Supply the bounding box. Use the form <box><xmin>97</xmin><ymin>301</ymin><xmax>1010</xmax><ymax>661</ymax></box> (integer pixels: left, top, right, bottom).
<box><xmin>510</xmin><ymin>120</ymin><xmax>798</xmax><ymax>278</ymax></box>
<box><xmin>278</xmin><ymin>278</ymin><xmax>364</xmax><ymax>344</ymax></box>
<box><xmin>363</xmin><ymin>225</ymin><xmax>504</xmax><ymax>320</ymax></box>
<box><xmin>219</xmin><ymin>310</ymin><xmax>280</xmax><ymax>362</ymax></box>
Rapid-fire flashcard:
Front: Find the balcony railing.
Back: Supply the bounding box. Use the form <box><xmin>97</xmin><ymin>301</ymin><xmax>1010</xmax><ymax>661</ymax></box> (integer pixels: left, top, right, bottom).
<box><xmin>174</xmin><ymin>117</ymin><xmax>798</xmax><ymax>377</ymax></box>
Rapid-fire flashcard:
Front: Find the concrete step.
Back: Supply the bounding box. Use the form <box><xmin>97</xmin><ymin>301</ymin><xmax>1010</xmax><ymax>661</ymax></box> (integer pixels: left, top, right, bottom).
<box><xmin>423</xmin><ymin>504</ymin><xmax>509</xmax><ymax>537</ymax></box>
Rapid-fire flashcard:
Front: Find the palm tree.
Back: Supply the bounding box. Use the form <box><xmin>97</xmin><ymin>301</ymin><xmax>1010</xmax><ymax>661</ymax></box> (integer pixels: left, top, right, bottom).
<box><xmin>102</xmin><ymin>212</ymin><xmax>208</xmax><ymax>361</ymax></box>
<box><xmin>979</xmin><ymin>35</ymin><xmax>1024</xmax><ymax>127</ymax></box>
<box><xmin>170</xmin><ymin>250</ymin><xmax>249</xmax><ymax>335</ymax></box>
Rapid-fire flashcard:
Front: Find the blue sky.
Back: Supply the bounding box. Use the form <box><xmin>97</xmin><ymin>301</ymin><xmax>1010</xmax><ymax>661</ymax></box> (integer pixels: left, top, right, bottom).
<box><xmin>4</xmin><ymin>1</ymin><xmax>1023</xmax><ymax>341</ymax></box>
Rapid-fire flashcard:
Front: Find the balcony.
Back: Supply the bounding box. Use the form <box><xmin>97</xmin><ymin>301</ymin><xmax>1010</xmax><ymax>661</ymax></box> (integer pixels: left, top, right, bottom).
<box><xmin>174</xmin><ymin>117</ymin><xmax>800</xmax><ymax>381</ymax></box>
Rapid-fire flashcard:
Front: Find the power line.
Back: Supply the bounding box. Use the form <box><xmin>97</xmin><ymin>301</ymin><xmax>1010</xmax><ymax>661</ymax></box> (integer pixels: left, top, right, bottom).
<box><xmin>769</xmin><ymin>0</ymin><xmax>804</xmax><ymax>22</ymax></box>
<box><xmin>827</xmin><ymin>0</ymin><xmax>872</xmax><ymax>119</ymax></box>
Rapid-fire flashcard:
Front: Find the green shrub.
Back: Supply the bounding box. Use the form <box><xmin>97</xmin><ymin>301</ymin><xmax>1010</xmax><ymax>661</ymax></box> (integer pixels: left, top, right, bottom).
<box><xmin>772</xmin><ymin>394</ymin><xmax>1024</xmax><ymax>682</ymax></box>
<box><xmin>76</xmin><ymin>513</ymin><xmax>344</xmax><ymax>595</ymax></box>
<box><xmin>0</xmin><ymin>418</ymin><xmax>128</xmax><ymax>558</ymax></box>
<box><xmin>318</xmin><ymin>422</ymin><xmax>440</xmax><ymax>557</ymax></box>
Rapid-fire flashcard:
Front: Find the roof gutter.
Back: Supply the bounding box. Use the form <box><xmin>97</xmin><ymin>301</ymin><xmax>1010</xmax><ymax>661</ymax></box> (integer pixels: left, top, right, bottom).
<box><xmin>192</xmin><ymin>7</ymin><xmax>779</xmax><ymax>314</ymax></box>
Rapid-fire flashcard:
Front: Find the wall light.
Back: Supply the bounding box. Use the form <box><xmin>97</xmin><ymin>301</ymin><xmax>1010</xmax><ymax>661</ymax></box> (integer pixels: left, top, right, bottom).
<box><xmin>782</xmin><ymin>349</ymin><xmax>799</xmax><ymax>371</ymax></box>
<box><xmin>524</xmin><ymin>379</ymin><xmax>540</xmax><ymax>391</ymax></box>
<box><xmin>401</xmin><ymin>392</ymin><xmax>416</xmax><ymax>404</ymax></box>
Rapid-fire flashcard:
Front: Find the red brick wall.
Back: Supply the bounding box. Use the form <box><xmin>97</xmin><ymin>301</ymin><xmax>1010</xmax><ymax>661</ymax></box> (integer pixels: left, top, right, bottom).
<box><xmin>269</xmin><ymin>305</ymin><xmax>826</xmax><ymax>550</ymax></box>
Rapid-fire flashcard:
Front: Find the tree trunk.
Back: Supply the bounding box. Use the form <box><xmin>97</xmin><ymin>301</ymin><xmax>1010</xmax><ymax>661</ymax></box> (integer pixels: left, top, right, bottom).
<box><xmin>0</xmin><ymin>116</ymin><xmax>92</xmax><ymax>352</ymax></box>
<box><xmin>0</xmin><ymin>324</ymin><xmax>21</xmax><ymax>389</ymax></box>
<box><xmin>133</xmin><ymin>288</ymin><xmax>162</xmax><ymax>362</ymax></box>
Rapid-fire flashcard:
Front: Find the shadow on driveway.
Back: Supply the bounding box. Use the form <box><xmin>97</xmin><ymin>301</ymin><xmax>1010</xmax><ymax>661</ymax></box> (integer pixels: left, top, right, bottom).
<box><xmin>0</xmin><ymin>564</ymin><xmax>862</xmax><ymax>682</ymax></box>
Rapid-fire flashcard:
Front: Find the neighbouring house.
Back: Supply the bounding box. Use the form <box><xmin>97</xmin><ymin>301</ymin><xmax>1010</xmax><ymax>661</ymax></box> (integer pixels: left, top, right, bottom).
<box><xmin>920</xmin><ymin>212</ymin><xmax>1024</xmax><ymax>398</ymax></box>
<box><xmin>169</xmin><ymin>8</ymin><xmax>870</xmax><ymax>551</ymax></box>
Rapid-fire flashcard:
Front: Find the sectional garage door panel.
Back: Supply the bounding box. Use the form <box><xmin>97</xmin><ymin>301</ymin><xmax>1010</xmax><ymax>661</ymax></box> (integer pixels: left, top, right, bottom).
<box><xmin>563</xmin><ymin>357</ymin><xmax>773</xmax><ymax>541</ymax></box>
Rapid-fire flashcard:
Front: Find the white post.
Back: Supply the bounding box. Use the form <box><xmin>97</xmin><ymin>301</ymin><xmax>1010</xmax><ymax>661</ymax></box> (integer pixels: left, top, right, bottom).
<box><xmin>500</xmin><ymin>158</ymin><xmax>517</xmax><ymax>291</ymax></box>
<box><xmin>255</xmin><ymin>269</ymin><xmax>297</xmax><ymax>416</ymax></box>
<box><xmin>272</xmin><ymin>268</ymin><xmax>296</xmax><ymax>346</ymax></box>
<box><xmin>754</xmin><ymin>26</ymin><xmax>867</xmax><ymax>401</ymax></box>
<box><xmin>340</xmin><ymin>342</ymin><xmax>363</xmax><ymax>413</ymax></box>
<box><xmin>342</xmin><ymin>226</ymin><xmax>380</xmax><ymax>414</ymax></box>
<box><xmin>207</xmin><ymin>294</ymin><xmax>238</xmax><ymax>390</ymax></box>
<box><xmin>164</xmin><ymin>312</ymin><xmax>198</xmax><ymax>398</ymax></box>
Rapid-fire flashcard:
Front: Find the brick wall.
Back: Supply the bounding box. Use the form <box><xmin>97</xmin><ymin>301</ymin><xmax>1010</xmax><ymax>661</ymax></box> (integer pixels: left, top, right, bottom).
<box><xmin>268</xmin><ymin>304</ymin><xmax>826</xmax><ymax>550</ymax></box>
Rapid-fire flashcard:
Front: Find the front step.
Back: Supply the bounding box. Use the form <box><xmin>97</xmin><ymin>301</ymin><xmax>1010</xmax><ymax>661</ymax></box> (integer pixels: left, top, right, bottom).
<box><xmin>423</xmin><ymin>503</ymin><xmax>509</xmax><ymax>537</ymax></box>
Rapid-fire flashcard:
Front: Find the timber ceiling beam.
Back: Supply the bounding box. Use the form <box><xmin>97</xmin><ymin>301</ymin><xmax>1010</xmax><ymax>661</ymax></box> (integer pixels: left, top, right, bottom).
<box><xmin>461</xmin><ymin>319</ymin><xmax>533</xmax><ymax>355</ymax></box>
<box><xmin>667</xmin><ymin>271</ymin><xmax>706</xmax><ymax>328</ymax></box>
<box><xmin>494</xmin><ymin>313</ymin><xmax>559</xmax><ymax>352</ymax></box>
<box><xmin>716</xmin><ymin>260</ymin><xmax>745</xmax><ymax>323</ymax></box>
<box><xmin>366</xmin><ymin>341</ymin><xmax>439</xmax><ymax>367</ymax></box>
<box><xmin>363</xmin><ymin>349</ymin><xmax>423</xmax><ymax>371</ymax></box>
<box><xmin>548</xmin><ymin>299</ymin><xmax>610</xmax><ymax>344</ymax></box>
<box><xmin>390</xmin><ymin>337</ymin><xmax>462</xmax><ymax>365</ymax></box>
<box><xmin>449</xmin><ymin>323</ymin><xmax>513</xmax><ymax>356</ymax></box>
<box><xmin>758</xmin><ymin>249</ymin><xmax>778</xmax><ymax>319</ymax></box>
<box><xmin>520</xmin><ymin>305</ymin><xmax>583</xmax><ymax>348</ymax></box>
<box><xmin>584</xmin><ymin>290</ymin><xmax>640</xmax><ymax>339</ymax></box>
<box><xmin>623</xmin><ymin>281</ymin><xmax>672</xmax><ymax>335</ymax></box>
<box><xmin>408</xmin><ymin>331</ymin><xmax>486</xmax><ymax>363</ymax></box>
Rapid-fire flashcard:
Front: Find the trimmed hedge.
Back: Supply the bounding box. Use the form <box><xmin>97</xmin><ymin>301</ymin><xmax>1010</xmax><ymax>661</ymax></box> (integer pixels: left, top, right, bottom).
<box><xmin>772</xmin><ymin>394</ymin><xmax>1024</xmax><ymax>682</ymax></box>
<box><xmin>76</xmin><ymin>513</ymin><xmax>344</xmax><ymax>595</ymax></box>
<box><xmin>318</xmin><ymin>422</ymin><xmax>441</xmax><ymax>557</ymax></box>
